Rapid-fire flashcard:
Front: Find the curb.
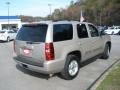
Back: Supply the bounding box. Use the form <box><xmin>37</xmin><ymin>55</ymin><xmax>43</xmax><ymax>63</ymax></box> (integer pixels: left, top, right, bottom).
<box><xmin>87</xmin><ymin>58</ymin><xmax>120</xmax><ymax>90</ymax></box>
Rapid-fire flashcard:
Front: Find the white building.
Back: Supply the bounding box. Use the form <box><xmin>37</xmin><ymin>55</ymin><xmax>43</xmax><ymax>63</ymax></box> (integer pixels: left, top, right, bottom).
<box><xmin>0</xmin><ymin>16</ymin><xmax>21</xmax><ymax>30</ymax></box>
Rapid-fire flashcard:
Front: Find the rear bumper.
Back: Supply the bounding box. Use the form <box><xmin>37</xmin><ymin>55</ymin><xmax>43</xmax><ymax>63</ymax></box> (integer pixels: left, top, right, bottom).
<box><xmin>14</xmin><ymin>56</ymin><xmax>65</xmax><ymax>74</ymax></box>
<box><xmin>0</xmin><ymin>37</ymin><xmax>7</xmax><ymax>41</ymax></box>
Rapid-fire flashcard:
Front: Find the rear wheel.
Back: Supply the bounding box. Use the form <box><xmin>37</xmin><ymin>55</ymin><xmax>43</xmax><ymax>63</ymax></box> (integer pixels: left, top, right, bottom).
<box><xmin>61</xmin><ymin>55</ymin><xmax>80</xmax><ymax>80</ymax></box>
<box><xmin>101</xmin><ymin>44</ymin><xmax>110</xmax><ymax>59</ymax></box>
<box><xmin>7</xmin><ymin>37</ymin><xmax>10</xmax><ymax>42</ymax></box>
<box><xmin>118</xmin><ymin>31</ymin><xmax>120</xmax><ymax>35</ymax></box>
<box><xmin>112</xmin><ymin>31</ymin><xmax>114</xmax><ymax>35</ymax></box>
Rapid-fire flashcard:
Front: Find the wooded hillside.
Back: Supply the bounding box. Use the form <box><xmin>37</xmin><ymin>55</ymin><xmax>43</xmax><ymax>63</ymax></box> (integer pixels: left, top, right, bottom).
<box><xmin>20</xmin><ymin>0</ymin><xmax>120</xmax><ymax>26</ymax></box>
<box><xmin>50</xmin><ymin>0</ymin><xmax>120</xmax><ymax>26</ymax></box>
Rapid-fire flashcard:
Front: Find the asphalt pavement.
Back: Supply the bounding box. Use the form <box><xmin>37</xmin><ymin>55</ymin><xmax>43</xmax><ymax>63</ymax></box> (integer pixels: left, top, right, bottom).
<box><xmin>0</xmin><ymin>35</ymin><xmax>120</xmax><ymax>90</ymax></box>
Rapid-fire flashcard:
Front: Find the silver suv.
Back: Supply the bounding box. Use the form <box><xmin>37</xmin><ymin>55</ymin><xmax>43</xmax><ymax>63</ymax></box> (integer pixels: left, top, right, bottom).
<box><xmin>14</xmin><ymin>21</ymin><xmax>111</xmax><ymax>80</ymax></box>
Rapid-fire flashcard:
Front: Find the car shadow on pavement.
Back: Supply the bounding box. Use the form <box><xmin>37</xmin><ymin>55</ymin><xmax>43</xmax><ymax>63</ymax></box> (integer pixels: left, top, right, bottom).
<box><xmin>0</xmin><ymin>41</ymin><xmax>7</xmax><ymax>43</ymax></box>
<box><xmin>0</xmin><ymin>40</ymin><xmax>12</xmax><ymax>43</ymax></box>
<box><xmin>80</xmin><ymin>56</ymin><xmax>99</xmax><ymax>68</ymax></box>
<box><xmin>16</xmin><ymin>64</ymin><xmax>58</xmax><ymax>80</ymax></box>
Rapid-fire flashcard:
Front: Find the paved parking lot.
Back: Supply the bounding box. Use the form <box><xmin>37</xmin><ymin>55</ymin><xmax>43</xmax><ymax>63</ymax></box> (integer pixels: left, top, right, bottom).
<box><xmin>0</xmin><ymin>35</ymin><xmax>120</xmax><ymax>90</ymax></box>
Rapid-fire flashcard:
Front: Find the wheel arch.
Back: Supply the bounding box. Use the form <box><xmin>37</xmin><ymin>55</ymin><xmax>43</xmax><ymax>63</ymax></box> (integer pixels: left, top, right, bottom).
<box><xmin>67</xmin><ymin>50</ymin><xmax>81</xmax><ymax>62</ymax></box>
<box><xmin>61</xmin><ymin>50</ymin><xmax>81</xmax><ymax>80</ymax></box>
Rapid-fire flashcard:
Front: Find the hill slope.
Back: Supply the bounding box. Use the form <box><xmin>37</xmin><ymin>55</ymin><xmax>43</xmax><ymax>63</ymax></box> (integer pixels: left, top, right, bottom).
<box><xmin>51</xmin><ymin>0</ymin><xmax>120</xmax><ymax>26</ymax></box>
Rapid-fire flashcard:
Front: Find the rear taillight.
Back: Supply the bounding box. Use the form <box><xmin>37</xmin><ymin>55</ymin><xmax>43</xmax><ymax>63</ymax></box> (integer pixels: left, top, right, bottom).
<box><xmin>45</xmin><ymin>43</ymin><xmax>55</xmax><ymax>61</ymax></box>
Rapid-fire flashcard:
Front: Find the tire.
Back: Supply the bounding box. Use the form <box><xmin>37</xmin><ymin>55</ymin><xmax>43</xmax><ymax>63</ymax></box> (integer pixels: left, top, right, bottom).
<box><xmin>118</xmin><ymin>31</ymin><xmax>120</xmax><ymax>35</ymax></box>
<box><xmin>112</xmin><ymin>31</ymin><xmax>114</xmax><ymax>35</ymax></box>
<box><xmin>7</xmin><ymin>37</ymin><xmax>10</xmax><ymax>42</ymax></box>
<box><xmin>101</xmin><ymin>44</ymin><xmax>110</xmax><ymax>59</ymax></box>
<box><xmin>61</xmin><ymin>55</ymin><xmax>80</xmax><ymax>80</ymax></box>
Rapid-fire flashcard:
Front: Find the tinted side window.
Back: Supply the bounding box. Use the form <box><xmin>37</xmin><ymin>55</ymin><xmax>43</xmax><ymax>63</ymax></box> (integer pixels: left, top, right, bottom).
<box><xmin>88</xmin><ymin>24</ymin><xmax>99</xmax><ymax>37</ymax></box>
<box><xmin>8</xmin><ymin>31</ymin><xmax>14</xmax><ymax>33</ymax></box>
<box><xmin>16</xmin><ymin>24</ymin><xmax>48</xmax><ymax>42</ymax></box>
<box><xmin>53</xmin><ymin>24</ymin><xmax>73</xmax><ymax>42</ymax></box>
<box><xmin>77</xmin><ymin>24</ymin><xmax>88</xmax><ymax>38</ymax></box>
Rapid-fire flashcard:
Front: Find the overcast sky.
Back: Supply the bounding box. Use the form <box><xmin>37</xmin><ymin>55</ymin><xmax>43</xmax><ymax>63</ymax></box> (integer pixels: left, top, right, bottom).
<box><xmin>0</xmin><ymin>0</ymin><xmax>77</xmax><ymax>17</ymax></box>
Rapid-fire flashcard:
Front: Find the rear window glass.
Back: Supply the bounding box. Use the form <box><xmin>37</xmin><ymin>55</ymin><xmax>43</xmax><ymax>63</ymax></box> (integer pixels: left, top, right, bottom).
<box><xmin>53</xmin><ymin>24</ymin><xmax>73</xmax><ymax>42</ymax></box>
<box><xmin>16</xmin><ymin>24</ymin><xmax>48</xmax><ymax>42</ymax></box>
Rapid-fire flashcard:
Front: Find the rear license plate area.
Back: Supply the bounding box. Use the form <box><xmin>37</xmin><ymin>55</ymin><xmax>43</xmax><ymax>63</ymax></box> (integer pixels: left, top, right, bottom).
<box><xmin>20</xmin><ymin>48</ymin><xmax>32</xmax><ymax>57</ymax></box>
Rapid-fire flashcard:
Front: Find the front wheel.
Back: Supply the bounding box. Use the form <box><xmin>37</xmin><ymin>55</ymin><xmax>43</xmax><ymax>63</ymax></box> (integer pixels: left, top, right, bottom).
<box><xmin>61</xmin><ymin>55</ymin><xmax>80</xmax><ymax>80</ymax></box>
<box><xmin>101</xmin><ymin>44</ymin><xmax>110</xmax><ymax>59</ymax></box>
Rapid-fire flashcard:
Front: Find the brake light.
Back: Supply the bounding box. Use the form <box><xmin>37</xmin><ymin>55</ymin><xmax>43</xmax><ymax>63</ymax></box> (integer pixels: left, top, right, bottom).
<box><xmin>45</xmin><ymin>43</ymin><xmax>55</xmax><ymax>61</ymax></box>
